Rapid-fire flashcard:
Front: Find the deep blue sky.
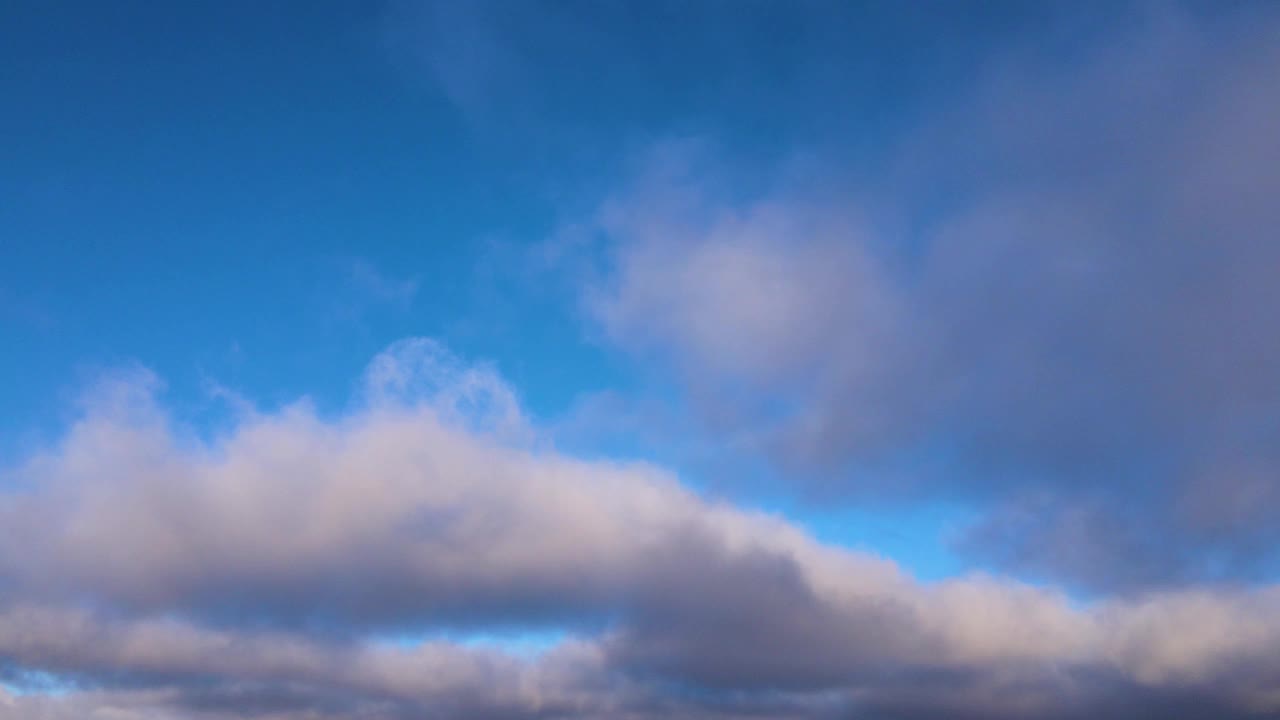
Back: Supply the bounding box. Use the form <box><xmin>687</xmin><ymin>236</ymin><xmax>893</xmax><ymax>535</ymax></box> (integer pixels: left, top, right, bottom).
<box><xmin>1</xmin><ymin>0</ymin><xmax>1051</xmax><ymax>428</ymax></box>
<box><xmin>0</xmin><ymin>0</ymin><xmax>1171</xmax><ymax>410</ymax></box>
<box><xmin>3</xmin><ymin>0</ymin><xmax>1102</xmax><ymax>578</ymax></box>
<box><xmin>1</xmin><ymin>1</ymin><xmax>1022</xmax><ymax>572</ymax></box>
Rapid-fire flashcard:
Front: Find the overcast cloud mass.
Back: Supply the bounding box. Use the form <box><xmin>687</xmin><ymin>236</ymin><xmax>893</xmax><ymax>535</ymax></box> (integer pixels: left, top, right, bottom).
<box><xmin>3</xmin><ymin>1</ymin><xmax>1280</xmax><ymax>718</ymax></box>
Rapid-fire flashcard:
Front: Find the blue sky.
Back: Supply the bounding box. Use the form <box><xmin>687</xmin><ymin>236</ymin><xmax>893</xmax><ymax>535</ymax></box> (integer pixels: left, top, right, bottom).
<box><xmin>3</xmin><ymin>2</ymin><xmax>1280</xmax><ymax>719</ymax></box>
<box><xmin>1</xmin><ymin>0</ymin><xmax>989</xmax><ymax>572</ymax></box>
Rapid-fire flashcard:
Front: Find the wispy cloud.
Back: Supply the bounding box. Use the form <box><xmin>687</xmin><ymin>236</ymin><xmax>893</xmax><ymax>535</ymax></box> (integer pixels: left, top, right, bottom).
<box><xmin>347</xmin><ymin>258</ymin><xmax>420</xmax><ymax>310</ymax></box>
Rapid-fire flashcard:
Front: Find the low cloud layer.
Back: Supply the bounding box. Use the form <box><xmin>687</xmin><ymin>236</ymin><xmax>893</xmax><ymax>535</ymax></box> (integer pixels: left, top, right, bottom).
<box><xmin>580</xmin><ymin>5</ymin><xmax>1280</xmax><ymax>592</ymax></box>
<box><xmin>2</xmin><ymin>339</ymin><xmax>1279</xmax><ymax>718</ymax></box>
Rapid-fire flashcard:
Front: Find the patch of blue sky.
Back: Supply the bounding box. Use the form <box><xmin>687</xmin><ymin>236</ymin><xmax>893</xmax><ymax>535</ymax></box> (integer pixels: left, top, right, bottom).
<box><xmin>769</xmin><ymin>497</ymin><xmax>976</xmax><ymax>583</ymax></box>
<box><xmin>377</xmin><ymin>627</ymin><xmax>570</xmax><ymax>659</ymax></box>
<box><xmin>0</xmin><ymin>669</ymin><xmax>75</xmax><ymax>698</ymax></box>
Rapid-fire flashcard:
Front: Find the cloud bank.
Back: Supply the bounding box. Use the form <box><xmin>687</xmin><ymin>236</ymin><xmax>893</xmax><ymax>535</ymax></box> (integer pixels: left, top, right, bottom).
<box><xmin>2</xmin><ymin>339</ymin><xmax>1280</xmax><ymax>719</ymax></box>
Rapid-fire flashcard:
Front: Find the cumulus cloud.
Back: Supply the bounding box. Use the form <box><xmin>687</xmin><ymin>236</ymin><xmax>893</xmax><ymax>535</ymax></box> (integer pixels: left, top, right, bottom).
<box><xmin>2</xmin><ymin>340</ymin><xmax>1280</xmax><ymax>718</ymax></box>
<box><xmin>574</xmin><ymin>4</ymin><xmax>1280</xmax><ymax>591</ymax></box>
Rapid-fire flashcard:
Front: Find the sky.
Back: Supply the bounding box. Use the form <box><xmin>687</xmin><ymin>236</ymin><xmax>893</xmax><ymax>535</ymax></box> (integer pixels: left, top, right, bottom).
<box><xmin>2</xmin><ymin>1</ymin><xmax>1280</xmax><ymax>718</ymax></box>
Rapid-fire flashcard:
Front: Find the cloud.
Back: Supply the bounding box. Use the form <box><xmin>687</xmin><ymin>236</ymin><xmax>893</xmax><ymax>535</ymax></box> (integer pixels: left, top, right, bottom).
<box><xmin>347</xmin><ymin>259</ymin><xmax>420</xmax><ymax>310</ymax></box>
<box><xmin>2</xmin><ymin>339</ymin><xmax>1280</xmax><ymax>718</ymax></box>
<box><xmin>0</xmin><ymin>604</ymin><xmax>611</xmax><ymax>720</ymax></box>
<box><xmin>571</xmin><ymin>4</ymin><xmax>1280</xmax><ymax>592</ymax></box>
<box><xmin>322</xmin><ymin>258</ymin><xmax>421</xmax><ymax>325</ymax></box>
<box><xmin>580</xmin><ymin>142</ymin><xmax>918</xmax><ymax>458</ymax></box>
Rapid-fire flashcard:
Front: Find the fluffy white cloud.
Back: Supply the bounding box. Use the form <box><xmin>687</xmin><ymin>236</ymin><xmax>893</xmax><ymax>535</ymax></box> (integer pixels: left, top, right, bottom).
<box><xmin>1</xmin><ymin>340</ymin><xmax>1279</xmax><ymax>718</ymax></box>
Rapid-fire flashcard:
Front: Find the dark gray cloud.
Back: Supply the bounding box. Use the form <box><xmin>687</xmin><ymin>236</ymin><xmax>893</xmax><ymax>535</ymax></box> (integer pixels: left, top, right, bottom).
<box><xmin>579</xmin><ymin>4</ymin><xmax>1280</xmax><ymax>592</ymax></box>
<box><xmin>2</xmin><ymin>340</ymin><xmax>1280</xmax><ymax>718</ymax></box>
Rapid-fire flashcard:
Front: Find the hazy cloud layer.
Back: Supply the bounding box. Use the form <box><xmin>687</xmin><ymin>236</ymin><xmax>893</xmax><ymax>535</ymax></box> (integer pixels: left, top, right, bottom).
<box><xmin>579</xmin><ymin>5</ymin><xmax>1280</xmax><ymax>592</ymax></box>
<box><xmin>2</xmin><ymin>340</ymin><xmax>1280</xmax><ymax>718</ymax></box>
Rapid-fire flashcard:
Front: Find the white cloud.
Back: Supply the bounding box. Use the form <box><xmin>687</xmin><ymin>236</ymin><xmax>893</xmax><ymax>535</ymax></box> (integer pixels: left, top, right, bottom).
<box><xmin>1</xmin><ymin>339</ymin><xmax>1279</xmax><ymax>718</ymax></box>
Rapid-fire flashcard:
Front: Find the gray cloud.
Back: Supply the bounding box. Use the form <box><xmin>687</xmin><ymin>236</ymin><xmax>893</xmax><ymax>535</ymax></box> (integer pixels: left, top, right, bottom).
<box><xmin>576</xmin><ymin>4</ymin><xmax>1280</xmax><ymax>592</ymax></box>
<box><xmin>2</xmin><ymin>340</ymin><xmax>1280</xmax><ymax>718</ymax></box>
